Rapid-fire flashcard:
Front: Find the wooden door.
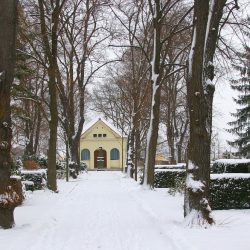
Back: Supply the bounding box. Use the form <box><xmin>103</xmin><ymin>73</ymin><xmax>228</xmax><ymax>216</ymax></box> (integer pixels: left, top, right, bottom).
<box><xmin>94</xmin><ymin>149</ymin><xmax>107</xmax><ymax>168</ymax></box>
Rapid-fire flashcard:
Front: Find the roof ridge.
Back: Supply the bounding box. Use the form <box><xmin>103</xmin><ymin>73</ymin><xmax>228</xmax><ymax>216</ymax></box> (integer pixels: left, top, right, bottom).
<box><xmin>81</xmin><ymin>117</ymin><xmax>123</xmax><ymax>137</ymax></box>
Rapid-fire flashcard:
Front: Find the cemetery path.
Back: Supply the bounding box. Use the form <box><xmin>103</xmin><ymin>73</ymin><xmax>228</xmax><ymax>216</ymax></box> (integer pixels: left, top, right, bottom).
<box><xmin>2</xmin><ymin>171</ymin><xmax>250</xmax><ymax>250</ymax></box>
<box><xmin>1</xmin><ymin>171</ymin><xmax>189</xmax><ymax>250</ymax></box>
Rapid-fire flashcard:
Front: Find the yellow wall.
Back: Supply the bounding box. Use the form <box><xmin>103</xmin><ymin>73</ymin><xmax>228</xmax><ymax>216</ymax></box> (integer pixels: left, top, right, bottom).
<box><xmin>79</xmin><ymin>120</ymin><xmax>127</xmax><ymax>169</ymax></box>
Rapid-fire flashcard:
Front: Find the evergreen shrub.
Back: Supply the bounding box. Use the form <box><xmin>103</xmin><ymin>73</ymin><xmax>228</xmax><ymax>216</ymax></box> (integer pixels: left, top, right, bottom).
<box><xmin>154</xmin><ymin>169</ymin><xmax>185</xmax><ymax>188</ymax></box>
<box><xmin>210</xmin><ymin>174</ymin><xmax>250</xmax><ymax>209</ymax></box>
<box><xmin>154</xmin><ymin>169</ymin><xmax>250</xmax><ymax>210</ymax></box>
<box><xmin>211</xmin><ymin>159</ymin><xmax>250</xmax><ymax>173</ymax></box>
<box><xmin>21</xmin><ymin>169</ymin><xmax>47</xmax><ymax>190</ymax></box>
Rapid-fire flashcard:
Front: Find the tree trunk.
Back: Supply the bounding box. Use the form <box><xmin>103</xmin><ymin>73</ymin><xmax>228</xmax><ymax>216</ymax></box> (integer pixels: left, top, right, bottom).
<box><xmin>0</xmin><ymin>0</ymin><xmax>18</xmax><ymax>229</ymax></box>
<box><xmin>70</xmin><ymin>138</ymin><xmax>80</xmax><ymax>174</ymax></box>
<box><xmin>47</xmin><ymin>67</ymin><xmax>58</xmax><ymax>191</ymax></box>
<box><xmin>184</xmin><ymin>0</ymin><xmax>227</xmax><ymax>227</ymax></box>
<box><xmin>126</xmin><ymin>126</ymin><xmax>135</xmax><ymax>178</ymax></box>
<box><xmin>184</xmin><ymin>0</ymin><xmax>212</xmax><ymax>226</ymax></box>
<box><xmin>38</xmin><ymin>0</ymin><xmax>65</xmax><ymax>191</ymax></box>
<box><xmin>177</xmin><ymin>144</ymin><xmax>182</xmax><ymax>163</ymax></box>
<box><xmin>134</xmin><ymin>128</ymin><xmax>140</xmax><ymax>181</ymax></box>
<box><xmin>167</xmin><ymin>125</ymin><xmax>176</xmax><ymax>164</ymax></box>
<box><xmin>143</xmin><ymin>0</ymin><xmax>162</xmax><ymax>188</ymax></box>
<box><xmin>34</xmin><ymin>106</ymin><xmax>42</xmax><ymax>155</ymax></box>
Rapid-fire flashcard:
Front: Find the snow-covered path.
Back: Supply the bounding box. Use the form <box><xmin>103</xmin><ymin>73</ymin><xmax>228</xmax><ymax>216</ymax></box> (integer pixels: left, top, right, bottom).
<box><xmin>2</xmin><ymin>171</ymin><xmax>250</xmax><ymax>250</ymax></box>
<box><xmin>1</xmin><ymin>172</ymin><xmax>180</xmax><ymax>250</ymax></box>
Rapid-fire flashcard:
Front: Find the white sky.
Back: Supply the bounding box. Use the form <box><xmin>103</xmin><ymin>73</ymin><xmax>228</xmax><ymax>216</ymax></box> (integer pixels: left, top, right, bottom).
<box><xmin>213</xmin><ymin>0</ymin><xmax>250</xmax><ymax>151</ymax></box>
<box><xmin>213</xmin><ymin>79</ymin><xmax>237</xmax><ymax>150</ymax></box>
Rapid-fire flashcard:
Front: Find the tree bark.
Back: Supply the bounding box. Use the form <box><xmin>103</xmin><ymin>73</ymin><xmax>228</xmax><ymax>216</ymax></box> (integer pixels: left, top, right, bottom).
<box><xmin>0</xmin><ymin>0</ymin><xmax>18</xmax><ymax>229</ymax></box>
<box><xmin>38</xmin><ymin>0</ymin><xmax>65</xmax><ymax>191</ymax></box>
<box><xmin>143</xmin><ymin>0</ymin><xmax>162</xmax><ymax>188</ymax></box>
<box><xmin>184</xmin><ymin>0</ymin><xmax>227</xmax><ymax>226</ymax></box>
<box><xmin>47</xmin><ymin>66</ymin><xmax>58</xmax><ymax>191</ymax></box>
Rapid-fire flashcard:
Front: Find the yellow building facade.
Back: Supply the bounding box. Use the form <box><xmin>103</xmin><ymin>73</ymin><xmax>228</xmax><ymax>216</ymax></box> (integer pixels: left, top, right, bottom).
<box><xmin>79</xmin><ymin>118</ymin><xmax>127</xmax><ymax>170</ymax></box>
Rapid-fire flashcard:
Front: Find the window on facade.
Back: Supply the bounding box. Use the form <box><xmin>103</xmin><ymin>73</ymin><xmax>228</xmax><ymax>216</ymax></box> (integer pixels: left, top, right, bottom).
<box><xmin>98</xmin><ymin>134</ymin><xmax>102</xmax><ymax>137</ymax></box>
<box><xmin>110</xmin><ymin>148</ymin><xmax>119</xmax><ymax>160</ymax></box>
<box><xmin>81</xmin><ymin>149</ymin><xmax>90</xmax><ymax>160</ymax></box>
<box><xmin>103</xmin><ymin>134</ymin><xmax>107</xmax><ymax>137</ymax></box>
<box><xmin>93</xmin><ymin>134</ymin><xmax>97</xmax><ymax>138</ymax></box>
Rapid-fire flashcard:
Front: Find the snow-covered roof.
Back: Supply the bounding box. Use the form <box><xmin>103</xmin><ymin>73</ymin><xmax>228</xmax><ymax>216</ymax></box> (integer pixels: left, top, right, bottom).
<box><xmin>81</xmin><ymin>117</ymin><xmax>123</xmax><ymax>137</ymax></box>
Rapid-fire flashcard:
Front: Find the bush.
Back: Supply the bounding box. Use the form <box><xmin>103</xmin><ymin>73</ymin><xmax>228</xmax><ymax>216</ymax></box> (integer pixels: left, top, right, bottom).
<box><xmin>22</xmin><ymin>180</ymin><xmax>35</xmax><ymax>191</ymax></box>
<box><xmin>10</xmin><ymin>176</ymin><xmax>25</xmax><ymax>205</ymax></box>
<box><xmin>56</xmin><ymin>170</ymin><xmax>65</xmax><ymax>179</ymax></box>
<box><xmin>56</xmin><ymin>160</ymin><xmax>65</xmax><ymax>170</ymax></box>
<box><xmin>155</xmin><ymin>164</ymin><xmax>185</xmax><ymax>170</ymax></box>
<box><xmin>212</xmin><ymin>159</ymin><xmax>250</xmax><ymax>173</ymax></box>
<box><xmin>154</xmin><ymin>169</ymin><xmax>186</xmax><ymax>188</ymax></box>
<box><xmin>210</xmin><ymin>174</ymin><xmax>250</xmax><ymax>210</ymax></box>
<box><xmin>21</xmin><ymin>169</ymin><xmax>47</xmax><ymax>190</ymax></box>
<box><xmin>154</xmin><ymin>169</ymin><xmax>250</xmax><ymax>210</ymax></box>
<box><xmin>37</xmin><ymin>156</ymin><xmax>48</xmax><ymax>169</ymax></box>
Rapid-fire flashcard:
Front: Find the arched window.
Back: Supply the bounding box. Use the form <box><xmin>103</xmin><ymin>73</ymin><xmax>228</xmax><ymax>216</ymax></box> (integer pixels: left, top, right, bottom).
<box><xmin>110</xmin><ymin>148</ymin><xmax>119</xmax><ymax>160</ymax></box>
<box><xmin>81</xmin><ymin>149</ymin><xmax>90</xmax><ymax>160</ymax></box>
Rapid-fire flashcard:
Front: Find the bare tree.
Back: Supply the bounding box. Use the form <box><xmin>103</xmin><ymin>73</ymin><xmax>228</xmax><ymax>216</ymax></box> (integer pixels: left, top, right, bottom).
<box><xmin>160</xmin><ymin>21</ymin><xmax>190</xmax><ymax>164</ymax></box>
<box><xmin>37</xmin><ymin>0</ymin><xmax>67</xmax><ymax>191</ymax></box>
<box><xmin>92</xmin><ymin>48</ymin><xmax>151</xmax><ymax>180</ymax></box>
<box><xmin>108</xmin><ymin>0</ymin><xmax>153</xmax><ymax>179</ymax></box>
<box><xmin>143</xmin><ymin>0</ymin><xmax>192</xmax><ymax>188</ymax></box>
<box><xmin>56</xmin><ymin>0</ymin><xmax>113</xmax><ymax>172</ymax></box>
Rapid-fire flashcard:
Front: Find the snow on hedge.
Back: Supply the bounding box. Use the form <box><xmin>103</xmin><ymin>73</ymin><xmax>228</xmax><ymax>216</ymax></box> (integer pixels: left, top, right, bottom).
<box><xmin>20</xmin><ymin>169</ymin><xmax>47</xmax><ymax>175</ymax></box>
<box><xmin>155</xmin><ymin>163</ymin><xmax>185</xmax><ymax>169</ymax></box>
<box><xmin>215</xmin><ymin>159</ymin><xmax>250</xmax><ymax>164</ymax></box>
<box><xmin>211</xmin><ymin>173</ymin><xmax>250</xmax><ymax>179</ymax></box>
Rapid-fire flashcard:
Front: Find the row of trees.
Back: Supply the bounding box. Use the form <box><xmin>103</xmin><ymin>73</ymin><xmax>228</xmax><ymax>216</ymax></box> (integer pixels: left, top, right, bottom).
<box><xmin>0</xmin><ymin>0</ymin><xmax>248</xmax><ymax>229</ymax></box>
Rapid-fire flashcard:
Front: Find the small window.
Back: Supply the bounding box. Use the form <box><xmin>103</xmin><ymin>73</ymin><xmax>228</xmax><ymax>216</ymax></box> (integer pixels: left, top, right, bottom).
<box><xmin>103</xmin><ymin>134</ymin><xmax>107</xmax><ymax>137</ymax></box>
<box><xmin>81</xmin><ymin>149</ymin><xmax>90</xmax><ymax>160</ymax></box>
<box><xmin>93</xmin><ymin>134</ymin><xmax>97</xmax><ymax>138</ymax></box>
<box><xmin>98</xmin><ymin>134</ymin><xmax>102</xmax><ymax>137</ymax></box>
<box><xmin>110</xmin><ymin>148</ymin><xmax>120</xmax><ymax>160</ymax></box>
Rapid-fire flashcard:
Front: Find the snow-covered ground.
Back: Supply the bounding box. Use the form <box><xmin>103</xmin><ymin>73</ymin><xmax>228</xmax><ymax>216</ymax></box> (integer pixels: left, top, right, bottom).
<box><xmin>1</xmin><ymin>171</ymin><xmax>250</xmax><ymax>250</ymax></box>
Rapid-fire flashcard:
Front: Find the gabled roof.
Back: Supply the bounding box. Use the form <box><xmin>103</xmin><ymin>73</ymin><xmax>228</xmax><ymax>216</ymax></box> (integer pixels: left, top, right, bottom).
<box><xmin>81</xmin><ymin>117</ymin><xmax>123</xmax><ymax>137</ymax></box>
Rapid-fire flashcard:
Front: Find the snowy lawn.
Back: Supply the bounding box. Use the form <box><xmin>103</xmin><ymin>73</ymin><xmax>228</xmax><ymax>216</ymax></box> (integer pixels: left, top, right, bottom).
<box><xmin>1</xmin><ymin>171</ymin><xmax>250</xmax><ymax>250</ymax></box>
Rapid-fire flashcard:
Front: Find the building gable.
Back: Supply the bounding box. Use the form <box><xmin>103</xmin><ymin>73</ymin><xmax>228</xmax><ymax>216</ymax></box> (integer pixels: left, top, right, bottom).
<box><xmin>81</xmin><ymin>118</ymin><xmax>122</xmax><ymax>140</ymax></box>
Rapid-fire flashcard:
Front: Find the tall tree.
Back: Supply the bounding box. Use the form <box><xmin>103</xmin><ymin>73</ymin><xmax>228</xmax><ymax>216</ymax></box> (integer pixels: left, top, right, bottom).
<box><xmin>109</xmin><ymin>0</ymin><xmax>153</xmax><ymax>179</ymax></box>
<box><xmin>184</xmin><ymin>0</ymin><xmax>239</xmax><ymax>226</ymax></box>
<box><xmin>57</xmin><ymin>0</ymin><xmax>112</xmax><ymax>173</ymax></box>
<box><xmin>0</xmin><ymin>0</ymin><xmax>19</xmax><ymax>229</ymax></box>
<box><xmin>37</xmin><ymin>0</ymin><xmax>67</xmax><ymax>191</ymax></box>
<box><xmin>143</xmin><ymin>0</ymin><xmax>191</xmax><ymax>188</ymax></box>
<box><xmin>228</xmin><ymin>43</ymin><xmax>250</xmax><ymax>158</ymax></box>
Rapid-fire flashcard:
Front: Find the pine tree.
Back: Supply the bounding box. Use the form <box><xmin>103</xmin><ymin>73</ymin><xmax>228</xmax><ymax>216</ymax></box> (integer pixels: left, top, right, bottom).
<box><xmin>228</xmin><ymin>45</ymin><xmax>250</xmax><ymax>158</ymax></box>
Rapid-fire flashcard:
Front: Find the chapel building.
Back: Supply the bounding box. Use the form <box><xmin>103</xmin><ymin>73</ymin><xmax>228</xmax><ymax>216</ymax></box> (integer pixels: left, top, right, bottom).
<box><xmin>80</xmin><ymin>118</ymin><xmax>127</xmax><ymax>170</ymax></box>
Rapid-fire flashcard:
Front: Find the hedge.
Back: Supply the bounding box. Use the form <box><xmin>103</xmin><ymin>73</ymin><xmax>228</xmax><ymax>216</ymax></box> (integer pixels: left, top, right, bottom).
<box><xmin>21</xmin><ymin>169</ymin><xmax>47</xmax><ymax>191</ymax></box>
<box><xmin>154</xmin><ymin>169</ymin><xmax>185</xmax><ymax>188</ymax></box>
<box><xmin>154</xmin><ymin>169</ymin><xmax>250</xmax><ymax>210</ymax></box>
<box><xmin>210</xmin><ymin>174</ymin><xmax>250</xmax><ymax>210</ymax></box>
<box><xmin>211</xmin><ymin>159</ymin><xmax>250</xmax><ymax>173</ymax></box>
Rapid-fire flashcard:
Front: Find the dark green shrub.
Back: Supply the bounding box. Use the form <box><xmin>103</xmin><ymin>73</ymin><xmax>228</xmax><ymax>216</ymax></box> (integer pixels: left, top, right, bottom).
<box><xmin>154</xmin><ymin>169</ymin><xmax>186</xmax><ymax>188</ymax></box>
<box><xmin>155</xmin><ymin>169</ymin><xmax>250</xmax><ymax>210</ymax></box>
<box><xmin>212</xmin><ymin>159</ymin><xmax>250</xmax><ymax>173</ymax></box>
<box><xmin>37</xmin><ymin>156</ymin><xmax>48</xmax><ymax>169</ymax></box>
<box><xmin>210</xmin><ymin>174</ymin><xmax>250</xmax><ymax>210</ymax></box>
<box><xmin>21</xmin><ymin>170</ymin><xmax>47</xmax><ymax>190</ymax></box>
<box><xmin>22</xmin><ymin>180</ymin><xmax>35</xmax><ymax>191</ymax></box>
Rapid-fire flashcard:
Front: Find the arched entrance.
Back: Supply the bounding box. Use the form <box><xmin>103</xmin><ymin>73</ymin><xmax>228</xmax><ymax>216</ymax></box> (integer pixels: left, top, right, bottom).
<box><xmin>94</xmin><ymin>148</ymin><xmax>107</xmax><ymax>168</ymax></box>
